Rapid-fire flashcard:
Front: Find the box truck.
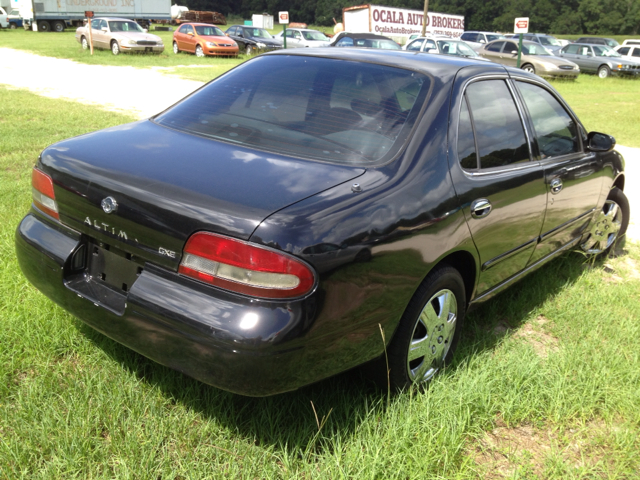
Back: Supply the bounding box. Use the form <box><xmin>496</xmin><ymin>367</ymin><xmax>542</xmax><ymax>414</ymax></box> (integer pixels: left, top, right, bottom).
<box><xmin>18</xmin><ymin>0</ymin><xmax>170</xmax><ymax>32</ymax></box>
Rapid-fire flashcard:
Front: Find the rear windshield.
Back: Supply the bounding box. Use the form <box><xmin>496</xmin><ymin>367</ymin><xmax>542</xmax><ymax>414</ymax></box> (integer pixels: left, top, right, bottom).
<box><xmin>154</xmin><ymin>55</ymin><xmax>430</xmax><ymax>165</ymax></box>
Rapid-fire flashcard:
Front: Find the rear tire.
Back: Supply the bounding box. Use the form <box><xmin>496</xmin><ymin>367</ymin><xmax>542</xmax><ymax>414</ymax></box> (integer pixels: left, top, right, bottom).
<box><xmin>373</xmin><ymin>265</ymin><xmax>466</xmax><ymax>390</ymax></box>
<box><xmin>37</xmin><ymin>20</ymin><xmax>50</xmax><ymax>32</ymax></box>
<box><xmin>111</xmin><ymin>40</ymin><xmax>120</xmax><ymax>55</ymax></box>
<box><xmin>52</xmin><ymin>21</ymin><xmax>65</xmax><ymax>32</ymax></box>
<box><xmin>598</xmin><ymin>65</ymin><xmax>611</xmax><ymax>78</ymax></box>
<box><xmin>10</xmin><ymin>23</ymin><xmax>17</xmax><ymax>29</ymax></box>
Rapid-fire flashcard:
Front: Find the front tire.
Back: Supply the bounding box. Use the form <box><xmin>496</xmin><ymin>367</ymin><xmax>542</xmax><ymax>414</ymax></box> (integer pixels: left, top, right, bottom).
<box><xmin>245</xmin><ymin>44</ymin><xmax>253</xmax><ymax>55</ymax></box>
<box><xmin>52</xmin><ymin>21</ymin><xmax>65</xmax><ymax>32</ymax></box>
<box><xmin>385</xmin><ymin>266</ymin><xmax>466</xmax><ymax>390</ymax></box>
<box><xmin>173</xmin><ymin>41</ymin><xmax>179</xmax><ymax>54</ymax></box>
<box><xmin>111</xmin><ymin>40</ymin><xmax>120</xmax><ymax>55</ymax></box>
<box><xmin>581</xmin><ymin>187</ymin><xmax>629</xmax><ymax>255</ymax></box>
<box><xmin>521</xmin><ymin>63</ymin><xmax>535</xmax><ymax>74</ymax></box>
<box><xmin>598</xmin><ymin>65</ymin><xmax>611</xmax><ymax>78</ymax></box>
<box><xmin>81</xmin><ymin>36</ymin><xmax>88</xmax><ymax>50</ymax></box>
<box><xmin>195</xmin><ymin>45</ymin><xmax>204</xmax><ymax>57</ymax></box>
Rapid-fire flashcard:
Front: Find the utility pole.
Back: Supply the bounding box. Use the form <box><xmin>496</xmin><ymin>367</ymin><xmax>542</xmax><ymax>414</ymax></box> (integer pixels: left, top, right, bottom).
<box><xmin>421</xmin><ymin>0</ymin><xmax>429</xmax><ymax>36</ymax></box>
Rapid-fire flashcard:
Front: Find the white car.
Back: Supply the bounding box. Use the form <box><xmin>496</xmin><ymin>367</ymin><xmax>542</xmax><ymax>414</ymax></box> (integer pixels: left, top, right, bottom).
<box><xmin>614</xmin><ymin>44</ymin><xmax>640</xmax><ymax>64</ymax></box>
<box><xmin>274</xmin><ymin>28</ymin><xmax>330</xmax><ymax>48</ymax></box>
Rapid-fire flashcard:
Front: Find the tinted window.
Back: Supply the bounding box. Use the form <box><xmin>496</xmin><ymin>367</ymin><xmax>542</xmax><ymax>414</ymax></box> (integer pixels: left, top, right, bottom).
<box><xmin>504</xmin><ymin>42</ymin><xmax>518</xmax><ymax>54</ymax></box>
<box><xmin>465</xmin><ymin>80</ymin><xmax>529</xmax><ymax>169</ymax></box>
<box><xmin>516</xmin><ymin>82</ymin><xmax>579</xmax><ymax>158</ymax></box>
<box><xmin>486</xmin><ymin>41</ymin><xmax>504</xmax><ymax>52</ymax></box>
<box><xmin>336</xmin><ymin>37</ymin><xmax>354</xmax><ymax>47</ymax></box>
<box><xmin>461</xmin><ymin>33</ymin><xmax>478</xmax><ymax>42</ymax></box>
<box><xmin>633</xmin><ymin>48</ymin><xmax>640</xmax><ymax>57</ymax></box>
<box><xmin>406</xmin><ymin>39</ymin><xmax>424</xmax><ymax>51</ymax></box>
<box><xmin>226</xmin><ymin>27</ymin><xmax>236</xmax><ymax>35</ymax></box>
<box><xmin>155</xmin><ymin>56</ymin><xmax>430</xmax><ymax>165</ymax></box>
<box><xmin>563</xmin><ymin>44</ymin><xmax>579</xmax><ymax>54</ymax></box>
<box><xmin>618</xmin><ymin>47</ymin><xmax>630</xmax><ymax>55</ymax></box>
<box><xmin>457</xmin><ymin>98</ymin><xmax>477</xmax><ymax>170</ymax></box>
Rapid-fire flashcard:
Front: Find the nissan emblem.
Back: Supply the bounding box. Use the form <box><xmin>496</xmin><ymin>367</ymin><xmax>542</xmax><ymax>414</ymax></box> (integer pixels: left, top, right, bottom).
<box><xmin>101</xmin><ymin>196</ymin><xmax>118</xmax><ymax>214</ymax></box>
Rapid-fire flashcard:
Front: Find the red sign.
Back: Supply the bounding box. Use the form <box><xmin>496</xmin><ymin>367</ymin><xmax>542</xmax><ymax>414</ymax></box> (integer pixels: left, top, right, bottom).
<box><xmin>85</xmin><ymin>11</ymin><xmax>94</xmax><ymax>18</ymax></box>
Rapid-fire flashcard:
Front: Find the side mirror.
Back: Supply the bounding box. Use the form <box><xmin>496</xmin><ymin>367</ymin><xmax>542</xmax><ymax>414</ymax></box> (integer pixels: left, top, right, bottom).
<box><xmin>187</xmin><ymin>31</ymin><xmax>193</xmax><ymax>36</ymax></box>
<box><xmin>101</xmin><ymin>27</ymin><xmax>107</xmax><ymax>32</ymax></box>
<box><xmin>587</xmin><ymin>132</ymin><xmax>616</xmax><ymax>152</ymax></box>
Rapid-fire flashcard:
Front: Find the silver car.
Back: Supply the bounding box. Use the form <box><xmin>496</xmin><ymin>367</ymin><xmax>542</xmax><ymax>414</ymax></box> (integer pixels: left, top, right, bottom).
<box><xmin>75</xmin><ymin>17</ymin><xmax>164</xmax><ymax>55</ymax></box>
<box><xmin>273</xmin><ymin>28</ymin><xmax>330</xmax><ymax>48</ymax></box>
<box><xmin>558</xmin><ymin>43</ymin><xmax>640</xmax><ymax>78</ymax></box>
<box><xmin>405</xmin><ymin>36</ymin><xmax>489</xmax><ymax>61</ymax></box>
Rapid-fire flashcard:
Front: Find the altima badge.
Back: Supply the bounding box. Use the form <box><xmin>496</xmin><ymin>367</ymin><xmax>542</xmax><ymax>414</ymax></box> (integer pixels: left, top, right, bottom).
<box><xmin>101</xmin><ymin>196</ymin><xmax>118</xmax><ymax>214</ymax></box>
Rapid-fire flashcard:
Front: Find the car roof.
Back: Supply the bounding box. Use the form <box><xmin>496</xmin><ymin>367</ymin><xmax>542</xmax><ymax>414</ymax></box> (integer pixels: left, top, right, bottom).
<box><xmin>93</xmin><ymin>17</ymin><xmax>139</xmax><ymax>21</ymax></box>
<box><xmin>181</xmin><ymin>23</ymin><xmax>222</xmax><ymax>27</ymax></box>
<box><xmin>265</xmin><ymin>47</ymin><xmax>506</xmax><ymax>77</ymax></box>
<box><xmin>340</xmin><ymin>33</ymin><xmax>395</xmax><ymax>40</ymax></box>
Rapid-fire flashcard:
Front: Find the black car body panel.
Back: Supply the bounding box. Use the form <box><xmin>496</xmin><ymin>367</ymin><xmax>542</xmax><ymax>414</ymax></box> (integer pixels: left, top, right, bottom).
<box><xmin>16</xmin><ymin>49</ymin><xmax>626</xmax><ymax>396</ymax></box>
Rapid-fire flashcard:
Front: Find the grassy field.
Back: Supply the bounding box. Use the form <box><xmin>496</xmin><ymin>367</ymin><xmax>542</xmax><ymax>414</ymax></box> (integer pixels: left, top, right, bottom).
<box><xmin>1</xmin><ymin>75</ymin><xmax>640</xmax><ymax>477</ymax></box>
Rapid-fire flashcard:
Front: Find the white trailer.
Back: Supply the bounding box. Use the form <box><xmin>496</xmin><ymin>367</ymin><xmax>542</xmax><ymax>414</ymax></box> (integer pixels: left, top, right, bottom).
<box><xmin>18</xmin><ymin>0</ymin><xmax>170</xmax><ymax>32</ymax></box>
<box><xmin>343</xmin><ymin>4</ymin><xmax>464</xmax><ymax>41</ymax></box>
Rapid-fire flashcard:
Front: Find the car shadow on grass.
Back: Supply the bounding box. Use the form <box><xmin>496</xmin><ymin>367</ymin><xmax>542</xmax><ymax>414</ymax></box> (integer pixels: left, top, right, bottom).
<box><xmin>75</xmin><ymin>246</ymin><xmax>621</xmax><ymax>455</ymax></box>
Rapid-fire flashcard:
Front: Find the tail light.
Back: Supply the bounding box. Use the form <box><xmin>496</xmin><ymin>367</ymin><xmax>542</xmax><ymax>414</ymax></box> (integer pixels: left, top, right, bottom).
<box><xmin>179</xmin><ymin>232</ymin><xmax>315</xmax><ymax>299</ymax></box>
<box><xmin>31</xmin><ymin>167</ymin><xmax>59</xmax><ymax>220</ymax></box>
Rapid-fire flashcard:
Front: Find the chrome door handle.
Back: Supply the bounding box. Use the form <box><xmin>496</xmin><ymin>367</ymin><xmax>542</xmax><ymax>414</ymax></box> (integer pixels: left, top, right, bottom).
<box><xmin>470</xmin><ymin>198</ymin><xmax>492</xmax><ymax>219</ymax></box>
<box><xmin>550</xmin><ymin>178</ymin><xmax>563</xmax><ymax>194</ymax></box>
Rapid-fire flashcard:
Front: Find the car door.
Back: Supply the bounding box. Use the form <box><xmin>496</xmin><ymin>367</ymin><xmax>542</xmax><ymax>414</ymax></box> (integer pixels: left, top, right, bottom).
<box><xmin>500</xmin><ymin>41</ymin><xmax>520</xmax><ymax>67</ymax></box>
<box><xmin>90</xmin><ymin>19</ymin><xmax>104</xmax><ymax>49</ymax></box>
<box><xmin>513</xmin><ymin>79</ymin><xmax>604</xmax><ymax>262</ymax></box>
<box><xmin>480</xmin><ymin>41</ymin><xmax>506</xmax><ymax>62</ymax></box>
<box><xmin>563</xmin><ymin>45</ymin><xmax>597</xmax><ymax>73</ymax></box>
<box><xmin>448</xmin><ymin>73</ymin><xmax>547</xmax><ymax>297</ymax></box>
<box><xmin>183</xmin><ymin>24</ymin><xmax>196</xmax><ymax>53</ymax></box>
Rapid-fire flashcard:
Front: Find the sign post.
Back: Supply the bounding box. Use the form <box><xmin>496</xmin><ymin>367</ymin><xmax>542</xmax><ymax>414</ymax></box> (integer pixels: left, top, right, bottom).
<box><xmin>85</xmin><ymin>11</ymin><xmax>94</xmax><ymax>55</ymax></box>
<box><xmin>513</xmin><ymin>17</ymin><xmax>529</xmax><ymax>68</ymax></box>
<box><xmin>279</xmin><ymin>11</ymin><xmax>289</xmax><ymax>48</ymax></box>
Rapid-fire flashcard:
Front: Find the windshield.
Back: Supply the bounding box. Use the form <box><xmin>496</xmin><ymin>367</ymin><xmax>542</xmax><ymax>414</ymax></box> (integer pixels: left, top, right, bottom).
<box><xmin>487</xmin><ymin>34</ymin><xmax>505</xmax><ymax>42</ymax></box>
<box><xmin>538</xmin><ymin>36</ymin><xmax>561</xmax><ymax>46</ymax></box>
<box><xmin>109</xmin><ymin>21</ymin><xmax>143</xmax><ymax>33</ymax></box>
<box><xmin>605</xmin><ymin>39</ymin><xmax>619</xmax><ymax>47</ymax></box>
<box><xmin>195</xmin><ymin>25</ymin><xmax>224</xmax><ymax>36</ymax></box>
<box><xmin>593</xmin><ymin>45</ymin><xmax>620</xmax><ymax>57</ymax></box>
<box><xmin>303</xmin><ymin>31</ymin><xmax>327</xmax><ymax>41</ymax></box>
<box><xmin>154</xmin><ymin>56</ymin><xmax>431</xmax><ymax>165</ymax></box>
<box><xmin>246</xmin><ymin>28</ymin><xmax>272</xmax><ymax>39</ymax></box>
<box><xmin>437</xmin><ymin>40</ymin><xmax>477</xmax><ymax>57</ymax></box>
<box><xmin>522</xmin><ymin>44</ymin><xmax>552</xmax><ymax>56</ymax></box>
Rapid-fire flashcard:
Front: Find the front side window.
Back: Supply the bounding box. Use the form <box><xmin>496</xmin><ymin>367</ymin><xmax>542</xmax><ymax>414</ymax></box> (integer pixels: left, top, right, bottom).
<box><xmin>154</xmin><ymin>56</ymin><xmax>431</xmax><ymax>165</ymax></box>
<box><xmin>486</xmin><ymin>41</ymin><xmax>504</xmax><ymax>52</ymax></box>
<box><xmin>336</xmin><ymin>37</ymin><xmax>354</xmax><ymax>47</ymax></box>
<box><xmin>463</xmin><ymin>80</ymin><xmax>529</xmax><ymax>169</ymax></box>
<box><xmin>406</xmin><ymin>39</ymin><xmax>424</xmax><ymax>51</ymax></box>
<box><xmin>516</xmin><ymin>81</ymin><xmax>579</xmax><ymax>159</ymax></box>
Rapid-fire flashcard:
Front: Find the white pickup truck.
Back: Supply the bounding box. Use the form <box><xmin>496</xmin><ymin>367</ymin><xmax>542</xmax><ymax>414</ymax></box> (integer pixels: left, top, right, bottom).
<box><xmin>0</xmin><ymin>7</ymin><xmax>9</xmax><ymax>28</ymax></box>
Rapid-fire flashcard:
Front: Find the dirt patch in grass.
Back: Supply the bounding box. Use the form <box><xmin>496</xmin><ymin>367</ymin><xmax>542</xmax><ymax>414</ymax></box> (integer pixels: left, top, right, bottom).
<box><xmin>512</xmin><ymin>315</ymin><xmax>559</xmax><ymax>358</ymax></box>
<box><xmin>468</xmin><ymin>418</ymin><xmax>627</xmax><ymax>478</ymax></box>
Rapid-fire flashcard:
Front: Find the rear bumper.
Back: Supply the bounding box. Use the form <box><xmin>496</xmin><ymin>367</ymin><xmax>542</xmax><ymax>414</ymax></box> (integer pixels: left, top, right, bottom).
<box><xmin>15</xmin><ymin>212</ymin><xmax>325</xmax><ymax>396</ymax></box>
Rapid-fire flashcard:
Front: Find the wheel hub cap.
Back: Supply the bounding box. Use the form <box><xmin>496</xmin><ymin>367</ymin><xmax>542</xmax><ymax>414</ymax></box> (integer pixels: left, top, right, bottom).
<box><xmin>581</xmin><ymin>200</ymin><xmax>621</xmax><ymax>254</ymax></box>
<box><xmin>407</xmin><ymin>289</ymin><xmax>457</xmax><ymax>383</ymax></box>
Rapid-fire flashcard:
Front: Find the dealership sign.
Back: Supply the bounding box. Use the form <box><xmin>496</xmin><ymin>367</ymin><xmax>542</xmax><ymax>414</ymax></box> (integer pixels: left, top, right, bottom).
<box><xmin>344</xmin><ymin>4</ymin><xmax>465</xmax><ymax>38</ymax></box>
<box><xmin>514</xmin><ymin>17</ymin><xmax>529</xmax><ymax>33</ymax></box>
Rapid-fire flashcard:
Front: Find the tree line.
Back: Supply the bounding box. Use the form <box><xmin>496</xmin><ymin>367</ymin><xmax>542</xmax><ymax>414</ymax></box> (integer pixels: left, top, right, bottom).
<box><xmin>184</xmin><ymin>0</ymin><xmax>640</xmax><ymax>35</ymax></box>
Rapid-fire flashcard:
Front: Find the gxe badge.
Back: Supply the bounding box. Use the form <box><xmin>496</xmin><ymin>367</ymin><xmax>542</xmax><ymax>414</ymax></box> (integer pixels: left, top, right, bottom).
<box><xmin>101</xmin><ymin>196</ymin><xmax>118</xmax><ymax>214</ymax></box>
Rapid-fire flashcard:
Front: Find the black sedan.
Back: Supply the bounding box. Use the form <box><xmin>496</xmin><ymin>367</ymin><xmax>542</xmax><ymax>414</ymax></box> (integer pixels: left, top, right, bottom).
<box><xmin>16</xmin><ymin>49</ymin><xmax>629</xmax><ymax>396</ymax></box>
<box><xmin>224</xmin><ymin>25</ymin><xmax>282</xmax><ymax>55</ymax></box>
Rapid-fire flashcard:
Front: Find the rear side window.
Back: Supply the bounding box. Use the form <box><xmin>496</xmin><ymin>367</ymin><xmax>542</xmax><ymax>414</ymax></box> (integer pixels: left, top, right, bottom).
<box><xmin>486</xmin><ymin>41</ymin><xmax>504</xmax><ymax>52</ymax></box>
<box><xmin>458</xmin><ymin>80</ymin><xmax>529</xmax><ymax>169</ymax></box>
<box><xmin>516</xmin><ymin>81</ymin><xmax>579</xmax><ymax>158</ymax></box>
<box><xmin>154</xmin><ymin>56</ymin><xmax>430</xmax><ymax>165</ymax></box>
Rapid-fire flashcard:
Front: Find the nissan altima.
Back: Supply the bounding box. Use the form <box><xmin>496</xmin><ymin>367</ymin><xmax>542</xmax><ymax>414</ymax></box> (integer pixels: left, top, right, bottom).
<box><xmin>16</xmin><ymin>49</ymin><xmax>628</xmax><ymax>396</ymax></box>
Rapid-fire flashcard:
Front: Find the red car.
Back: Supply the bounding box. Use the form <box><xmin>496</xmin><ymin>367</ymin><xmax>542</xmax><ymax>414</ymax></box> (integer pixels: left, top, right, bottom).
<box><xmin>173</xmin><ymin>23</ymin><xmax>239</xmax><ymax>57</ymax></box>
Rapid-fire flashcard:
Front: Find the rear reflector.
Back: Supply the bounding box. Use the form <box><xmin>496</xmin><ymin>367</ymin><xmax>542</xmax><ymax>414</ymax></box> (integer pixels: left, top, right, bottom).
<box><xmin>32</xmin><ymin>167</ymin><xmax>59</xmax><ymax>220</ymax></box>
<box><xmin>179</xmin><ymin>232</ymin><xmax>315</xmax><ymax>299</ymax></box>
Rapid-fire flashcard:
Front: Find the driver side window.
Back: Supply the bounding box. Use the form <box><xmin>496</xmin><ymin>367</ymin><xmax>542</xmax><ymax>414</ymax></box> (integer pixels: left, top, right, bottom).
<box><xmin>516</xmin><ymin>81</ymin><xmax>579</xmax><ymax>158</ymax></box>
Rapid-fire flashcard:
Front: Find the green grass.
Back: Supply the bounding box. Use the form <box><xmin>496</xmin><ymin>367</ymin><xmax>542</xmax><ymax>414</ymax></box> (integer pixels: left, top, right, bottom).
<box><xmin>1</xmin><ymin>86</ymin><xmax>640</xmax><ymax>477</ymax></box>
